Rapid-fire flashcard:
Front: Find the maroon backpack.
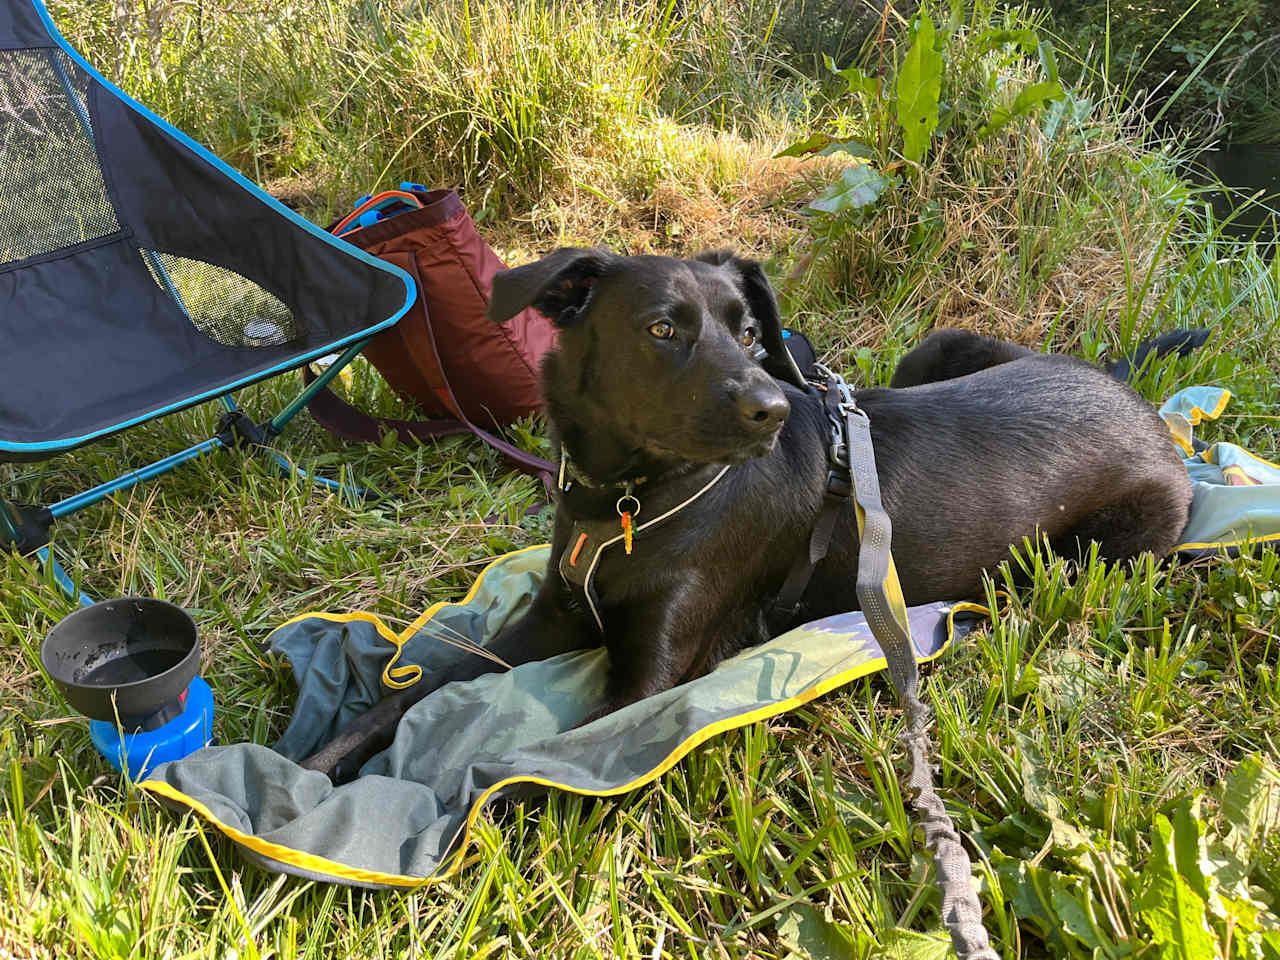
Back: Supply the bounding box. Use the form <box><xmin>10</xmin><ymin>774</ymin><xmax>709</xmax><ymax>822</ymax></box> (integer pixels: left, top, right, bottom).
<box><xmin>305</xmin><ymin>189</ymin><xmax>556</xmax><ymax>486</ymax></box>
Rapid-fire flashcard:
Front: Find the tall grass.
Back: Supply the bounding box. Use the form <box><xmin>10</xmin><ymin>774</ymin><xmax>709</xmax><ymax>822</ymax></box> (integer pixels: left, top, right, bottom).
<box><xmin>779</xmin><ymin>5</ymin><xmax>1209</xmax><ymax>365</ymax></box>
<box><xmin>4</xmin><ymin>1</ymin><xmax>1280</xmax><ymax>957</ymax></box>
<box><xmin>48</xmin><ymin>0</ymin><xmax>819</xmax><ymax>251</ymax></box>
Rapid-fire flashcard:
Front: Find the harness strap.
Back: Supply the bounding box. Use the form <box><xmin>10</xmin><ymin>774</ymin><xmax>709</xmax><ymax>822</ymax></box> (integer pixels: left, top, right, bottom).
<box><xmin>772</xmin><ymin>381</ymin><xmax>854</xmax><ymax>620</ymax></box>
<box><xmin>840</xmin><ymin>385</ymin><xmax>998</xmax><ymax>960</ymax></box>
<box><xmin>772</xmin><ymin>486</ymin><xmax>845</xmax><ymax>618</ymax></box>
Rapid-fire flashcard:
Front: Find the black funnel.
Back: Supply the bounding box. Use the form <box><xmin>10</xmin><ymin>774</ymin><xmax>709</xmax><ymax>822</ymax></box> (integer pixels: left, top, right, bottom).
<box><xmin>41</xmin><ymin>598</ymin><xmax>199</xmax><ymax>732</ymax></box>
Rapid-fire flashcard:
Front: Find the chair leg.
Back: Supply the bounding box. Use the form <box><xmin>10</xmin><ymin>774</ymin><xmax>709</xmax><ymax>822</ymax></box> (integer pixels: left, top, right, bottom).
<box><xmin>219</xmin><ymin>392</ymin><xmax>370</xmax><ymax>503</ymax></box>
<box><xmin>223</xmin><ymin>339</ymin><xmax>376</xmax><ymax>502</ymax></box>
<box><xmin>2</xmin><ymin>499</ymin><xmax>93</xmax><ymax>606</ymax></box>
<box><xmin>48</xmin><ymin>437</ymin><xmax>226</xmax><ymax>520</ymax></box>
<box><xmin>265</xmin><ymin>338</ymin><xmax>371</xmax><ymax>438</ymax></box>
<box><xmin>8</xmin><ymin>343</ymin><xmax>377</xmax><ymax>602</ymax></box>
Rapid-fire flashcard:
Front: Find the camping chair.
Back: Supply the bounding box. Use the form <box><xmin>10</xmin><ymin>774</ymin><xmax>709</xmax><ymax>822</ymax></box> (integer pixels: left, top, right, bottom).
<box><xmin>0</xmin><ymin>0</ymin><xmax>415</xmax><ymax>604</ymax></box>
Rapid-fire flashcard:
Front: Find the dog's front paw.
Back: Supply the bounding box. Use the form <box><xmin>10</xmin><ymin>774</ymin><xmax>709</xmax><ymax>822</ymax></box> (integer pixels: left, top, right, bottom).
<box><xmin>299</xmin><ymin>746</ymin><xmax>362</xmax><ymax>785</ymax></box>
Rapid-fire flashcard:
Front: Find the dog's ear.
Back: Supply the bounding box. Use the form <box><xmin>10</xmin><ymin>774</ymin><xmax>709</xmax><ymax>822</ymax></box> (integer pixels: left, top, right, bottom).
<box><xmin>697</xmin><ymin>250</ymin><xmax>809</xmax><ymax>389</ymax></box>
<box><xmin>488</xmin><ymin>247</ymin><xmax>616</xmax><ymax>327</ymax></box>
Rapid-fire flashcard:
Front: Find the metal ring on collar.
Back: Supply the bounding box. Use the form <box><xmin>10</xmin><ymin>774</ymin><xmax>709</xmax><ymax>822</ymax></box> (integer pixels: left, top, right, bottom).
<box><xmin>616</xmin><ymin>494</ymin><xmax>641</xmax><ymax>518</ymax></box>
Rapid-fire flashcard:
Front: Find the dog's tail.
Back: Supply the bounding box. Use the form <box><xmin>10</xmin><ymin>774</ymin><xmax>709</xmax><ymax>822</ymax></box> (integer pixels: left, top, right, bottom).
<box><xmin>1105</xmin><ymin>328</ymin><xmax>1212</xmax><ymax>382</ymax></box>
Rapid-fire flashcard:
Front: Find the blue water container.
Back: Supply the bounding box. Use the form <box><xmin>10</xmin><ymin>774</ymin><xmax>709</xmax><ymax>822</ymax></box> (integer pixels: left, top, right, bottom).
<box><xmin>42</xmin><ymin>598</ymin><xmax>213</xmax><ymax>780</ymax></box>
<box><xmin>90</xmin><ymin>676</ymin><xmax>214</xmax><ymax>779</ymax></box>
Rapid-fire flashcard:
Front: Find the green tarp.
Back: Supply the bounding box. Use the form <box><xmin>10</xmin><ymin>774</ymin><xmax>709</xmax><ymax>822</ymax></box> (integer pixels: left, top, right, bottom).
<box><xmin>138</xmin><ymin>385</ymin><xmax>1278</xmax><ymax>887</ymax></box>
<box><xmin>142</xmin><ymin>545</ymin><xmax>983</xmax><ymax>888</ymax></box>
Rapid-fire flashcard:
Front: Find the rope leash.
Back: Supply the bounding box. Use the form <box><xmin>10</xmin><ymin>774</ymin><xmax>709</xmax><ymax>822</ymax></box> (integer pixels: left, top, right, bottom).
<box><xmin>824</xmin><ymin>365</ymin><xmax>998</xmax><ymax>959</ymax></box>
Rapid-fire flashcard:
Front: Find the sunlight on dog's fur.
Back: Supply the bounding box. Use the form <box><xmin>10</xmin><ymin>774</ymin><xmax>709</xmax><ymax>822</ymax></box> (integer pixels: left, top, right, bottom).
<box><xmin>302</xmin><ymin>247</ymin><xmax>1193</xmax><ymax>782</ymax></box>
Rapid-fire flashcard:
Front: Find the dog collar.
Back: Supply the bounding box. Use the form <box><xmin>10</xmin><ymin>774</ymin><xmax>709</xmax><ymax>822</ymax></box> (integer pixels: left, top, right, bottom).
<box><xmin>555</xmin><ymin>446</ymin><xmax>650</xmax><ymax>494</ymax></box>
<box><xmin>558</xmin><ymin>463</ymin><xmax>732</xmax><ymax>633</ymax></box>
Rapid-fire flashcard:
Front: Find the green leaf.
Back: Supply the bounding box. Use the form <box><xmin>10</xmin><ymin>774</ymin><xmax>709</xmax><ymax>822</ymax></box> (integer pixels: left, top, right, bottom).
<box><xmin>1012</xmin><ymin>81</ymin><xmax>1065</xmax><ymax>116</ymax></box>
<box><xmin>1138</xmin><ymin>815</ymin><xmax>1217</xmax><ymax>957</ymax></box>
<box><xmin>774</xmin><ymin>132</ymin><xmax>836</xmax><ymax>158</ymax></box>
<box><xmin>1038</xmin><ymin>39</ymin><xmax>1060</xmax><ymax>84</ymax></box>
<box><xmin>1259</xmin><ymin>929</ymin><xmax>1280</xmax><ymax>956</ymax></box>
<box><xmin>773</xmin><ymin>132</ymin><xmax>874</xmax><ymax>161</ymax></box>
<box><xmin>990</xmin><ymin>849</ymin><xmax>1077</xmax><ymax>952</ymax></box>
<box><xmin>1171</xmin><ymin>795</ymin><xmax>1211</xmax><ymax>904</ymax></box>
<box><xmin>824</xmin><ymin>53</ymin><xmax>879</xmax><ymax>98</ymax></box>
<box><xmin>1039</xmin><ymin>649</ymin><xmax>1105</xmax><ymax>713</ymax></box>
<box><xmin>974</xmin><ymin>27</ymin><xmax>1040</xmax><ymax>55</ymax></box>
<box><xmin>896</xmin><ymin>13</ymin><xmax>943</xmax><ymax>164</ymax></box>
<box><xmin>1046</xmin><ymin>873</ymin><xmax>1109</xmax><ymax>951</ymax></box>
<box><xmin>1219</xmin><ymin>755</ymin><xmax>1280</xmax><ymax>860</ymax></box>
<box><xmin>984</xmin><ymin>80</ymin><xmax>1065</xmax><ymax>136</ymax></box>
<box><xmin>806</xmin><ymin>165</ymin><xmax>891</xmax><ymax>216</ymax></box>
<box><xmin>774</xmin><ymin>903</ymin><xmax>857</xmax><ymax>960</ymax></box>
<box><xmin>1214</xmin><ymin>892</ymin><xmax>1280</xmax><ymax>941</ymax></box>
<box><xmin>1015</xmin><ymin>731</ymin><xmax>1063</xmax><ymax>819</ymax></box>
<box><xmin>1049</xmin><ymin>817</ymin><xmax>1095</xmax><ymax>858</ymax></box>
<box><xmin>877</xmin><ymin>928</ymin><xmax>952</xmax><ymax>959</ymax></box>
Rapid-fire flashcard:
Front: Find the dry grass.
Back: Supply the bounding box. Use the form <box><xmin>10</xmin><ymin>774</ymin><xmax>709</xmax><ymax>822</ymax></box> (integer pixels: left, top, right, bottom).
<box><xmin>490</xmin><ymin>127</ymin><xmax>849</xmax><ymax>262</ymax></box>
<box><xmin>4</xmin><ymin>2</ymin><xmax>1280</xmax><ymax>957</ymax></box>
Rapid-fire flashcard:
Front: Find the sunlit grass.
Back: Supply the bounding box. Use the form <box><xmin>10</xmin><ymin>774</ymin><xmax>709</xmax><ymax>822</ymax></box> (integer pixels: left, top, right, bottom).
<box><xmin>3</xmin><ymin>1</ymin><xmax>1278</xmax><ymax>957</ymax></box>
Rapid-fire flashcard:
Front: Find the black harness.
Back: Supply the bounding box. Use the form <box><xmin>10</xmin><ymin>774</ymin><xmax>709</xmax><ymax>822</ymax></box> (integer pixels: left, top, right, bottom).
<box><xmin>551</xmin><ymin>365</ymin><xmax>995</xmax><ymax>956</ymax></box>
<box><xmin>770</xmin><ymin>365</ymin><xmax>861</xmax><ymax>622</ymax></box>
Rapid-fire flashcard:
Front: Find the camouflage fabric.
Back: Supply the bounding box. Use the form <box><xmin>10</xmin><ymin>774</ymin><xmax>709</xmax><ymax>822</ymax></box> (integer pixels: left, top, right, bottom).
<box><xmin>1161</xmin><ymin>387</ymin><xmax>1280</xmax><ymax>555</ymax></box>
<box><xmin>141</xmin><ymin>545</ymin><xmax>981</xmax><ymax>888</ymax></box>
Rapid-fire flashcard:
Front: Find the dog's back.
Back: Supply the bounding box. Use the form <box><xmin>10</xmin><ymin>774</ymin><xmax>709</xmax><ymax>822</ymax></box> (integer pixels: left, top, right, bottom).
<box><xmin>819</xmin><ymin>354</ymin><xmax>1192</xmax><ymax>604</ymax></box>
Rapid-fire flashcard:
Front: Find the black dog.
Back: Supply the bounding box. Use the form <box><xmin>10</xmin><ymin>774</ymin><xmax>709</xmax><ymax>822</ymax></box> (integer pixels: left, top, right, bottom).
<box><xmin>302</xmin><ymin>248</ymin><xmax>1193</xmax><ymax>781</ymax></box>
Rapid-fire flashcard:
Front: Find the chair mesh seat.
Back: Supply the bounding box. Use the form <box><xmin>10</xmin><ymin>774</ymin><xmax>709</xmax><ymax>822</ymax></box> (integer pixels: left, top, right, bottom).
<box><xmin>139</xmin><ymin>250</ymin><xmax>299</xmax><ymax>348</ymax></box>
<box><xmin>0</xmin><ymin>50</ymin><xmax>117</xmax><ymax>264</ymax></box>
<box><xmin>0</xmin><ymin>0</ymin><xmax>413</xmax><ymax>460</ymax></box>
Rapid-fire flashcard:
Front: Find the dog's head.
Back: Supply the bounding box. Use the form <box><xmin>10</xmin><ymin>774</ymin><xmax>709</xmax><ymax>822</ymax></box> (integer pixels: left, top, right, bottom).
<box><xmin>489</xmin><ymin>248</ymin><xmax>806</xmax><ymax>469</ymax></box>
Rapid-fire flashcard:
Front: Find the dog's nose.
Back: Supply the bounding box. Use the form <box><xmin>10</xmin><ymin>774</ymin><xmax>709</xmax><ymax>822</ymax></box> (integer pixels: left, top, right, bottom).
<box><xmin>736</xmin><ymin>384</ymin><xmax>790</xmax><ymax>431</ymax></box>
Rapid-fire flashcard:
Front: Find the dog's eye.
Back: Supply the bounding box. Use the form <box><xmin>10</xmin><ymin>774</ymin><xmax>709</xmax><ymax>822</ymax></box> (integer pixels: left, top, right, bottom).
<box><xmin>648</xmin><ymin>321</ymin><xmax>675</xmax><ymax>340</ymax></box>
<box><xmin>742</xmin><ymin>327</ymin><xmax>758</xmax><ymax>348</ymax></box>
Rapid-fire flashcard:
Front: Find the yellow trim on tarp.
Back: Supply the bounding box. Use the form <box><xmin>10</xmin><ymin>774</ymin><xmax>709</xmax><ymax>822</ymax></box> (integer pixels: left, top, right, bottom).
<box><xmin>141</xmin><ymin>779</ymin><xmax>431</xmax><ymax>888</ymax></box>
<box><xmin>1245</xmin><ymin>449</ymin><xmax>1280</xmax><ymax>472</ymax></box>
<box><xmin>1161</xmin><ymin>389</ymin><xmax>1232</xmax><ymax>456</ymax></box>
<box><xmin>1173</xmin><ymin>531</ymin><xmax>1280</xmax><ymax>552</ymax></box>
<box><xmin>260</xmin><ymin>543</ymin><xmax>550</xmax><ymax>692</ymax></box>
<box><xmin>1201</xmin><ymin>444</ymin><xmax>1280</xmax><ymax>474</ymax></box>
<box><xmin>1166</xmin><ymin>421</ymin><xmax>1195</xmax><ymax>458</ymax></box>
<box><xmin>1186</xmin><ymin>390</ymin><xmax>1232</xmax><ymax>425</ymax></box>
<box><xmin>138</xmin><ymin>545</ymin><xmax>989</xmax><ymax>889</ymax></box>
<box><xmin>429</xmin><ymin>605</ymin><xmax>974</xmax><ymax>885</ymax></box>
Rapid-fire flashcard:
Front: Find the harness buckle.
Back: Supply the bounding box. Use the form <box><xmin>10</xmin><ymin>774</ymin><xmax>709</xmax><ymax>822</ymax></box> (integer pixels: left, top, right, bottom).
<box><xmin>842</xmin><ymin>403</ymin><xmax>869</xmax><ymax>426</ymax></box>
<box><xmin>826</xmin><ymin>466</ymin><xmax>852</xmax><ymax>498</ymax></box>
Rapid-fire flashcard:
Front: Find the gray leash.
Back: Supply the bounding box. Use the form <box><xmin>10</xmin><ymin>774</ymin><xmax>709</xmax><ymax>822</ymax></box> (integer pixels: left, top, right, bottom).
<box><xmin>822</xmin><ymin>366</ymin><xmax>998</xmax><ymax>959</ymax></box>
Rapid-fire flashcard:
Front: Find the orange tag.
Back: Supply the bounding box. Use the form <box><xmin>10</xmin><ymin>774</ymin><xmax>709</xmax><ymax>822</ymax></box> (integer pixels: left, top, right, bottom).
<box><xmin>569</xmin><ymin>532</ymin><xmax>588</xmax><ymax>567</ymax></box>
<box><xmin>621</xmin><ymin>512</ymin><xmax>633</xmax><ymax>555</ymax></box>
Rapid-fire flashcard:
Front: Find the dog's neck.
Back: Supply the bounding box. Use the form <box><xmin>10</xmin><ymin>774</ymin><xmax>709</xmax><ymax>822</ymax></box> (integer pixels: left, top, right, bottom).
<box><xmin>553</xmin><ymin>420</ymin><xmax>692</xmax><ymax>492</ymax></box>
<box><xmin>546</xmin><ymin>395</ymin><xmax>707</xmax><ymax>499</ymax></box>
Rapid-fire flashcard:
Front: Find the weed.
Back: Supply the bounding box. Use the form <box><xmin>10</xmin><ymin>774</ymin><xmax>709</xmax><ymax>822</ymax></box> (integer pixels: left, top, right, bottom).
<box><xmin>3</xmin><ymin>1</ymin><xmax>1278</xmax><ymax>957</ymax></box>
